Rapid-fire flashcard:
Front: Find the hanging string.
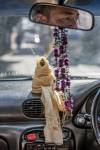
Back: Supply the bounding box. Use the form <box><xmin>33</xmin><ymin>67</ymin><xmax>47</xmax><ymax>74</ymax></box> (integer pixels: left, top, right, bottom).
<box><xmin>53</xmin><ymin>27</ymin><xmax>73</xmax><ymax>118</ymax></box>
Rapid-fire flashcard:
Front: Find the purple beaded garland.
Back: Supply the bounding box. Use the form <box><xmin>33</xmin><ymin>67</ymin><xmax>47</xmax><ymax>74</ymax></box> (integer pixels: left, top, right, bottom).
<box><xmin>64</xmin><ymin>58</ymin><xmax>69</xmax><ymax>66</ymax></box>
<box><xmin>61</xmin><ymin>67</ymin><xmax>66</xmax><ymax>74</ymax></box>
<box><xmin>59</xmin><ymin>45</ymin><xmax>64</xmax><ymax>54</ymax></box>
<box><xmin>53</xmin><ymin>27</ymin><xmax>73</xmax><ymax>115</ymax></box>
<box><xmin>61</xmin><ymin>80</ymin><xmax>66</xmax><ymax>92</ymax></box>
<box><xmin>54</xmin><ymin>48</ymin><xmax>59</xmax><ymax>57</ymax></box>
<box><xmin>59</xmin><ymin>58</ymin><xmax>63</xmax><ymax>67</ymax></box>
<box><xmin>64</xmin><ymin>99</ymin><xmax>73</xmax><ymax>110</ymax></box>
<box><xmin>55</xmin><ymin>68</ymin><xmax>59</xmax><ymax>78</ymax></box>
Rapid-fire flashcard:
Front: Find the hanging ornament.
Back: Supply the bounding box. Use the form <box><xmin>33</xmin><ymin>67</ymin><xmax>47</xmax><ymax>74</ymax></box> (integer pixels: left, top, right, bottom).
<box><xmin>53</xmin><ymin>27</ymin><xmax>73</xmax><ymax>117</ymax></box>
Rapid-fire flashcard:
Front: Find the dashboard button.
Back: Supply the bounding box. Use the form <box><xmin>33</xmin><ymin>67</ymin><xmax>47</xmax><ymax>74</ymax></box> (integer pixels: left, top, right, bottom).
<box><xmin>26</xmin><ymin>133</ymin><xmax>37</xmax><ymax>141</ymax></box>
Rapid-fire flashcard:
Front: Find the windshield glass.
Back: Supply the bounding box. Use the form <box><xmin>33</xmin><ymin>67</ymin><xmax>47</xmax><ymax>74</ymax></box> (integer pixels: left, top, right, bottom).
<box><xmin>0</xmin><ymin>16</ymin><xmax>99</xmax><ymax>79</ymax></box>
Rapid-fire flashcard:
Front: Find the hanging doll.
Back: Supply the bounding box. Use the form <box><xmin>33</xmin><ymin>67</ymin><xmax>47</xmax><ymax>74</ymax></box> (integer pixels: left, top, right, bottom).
<box><xmin>32</xmin><ymin>57</ymin><xmax>64</xmax><ymax>145</ymax></box>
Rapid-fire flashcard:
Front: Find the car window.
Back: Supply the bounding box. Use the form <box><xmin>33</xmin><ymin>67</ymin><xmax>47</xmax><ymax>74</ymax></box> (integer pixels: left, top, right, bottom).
<box><xmin>0</xmin><ymin>16</ymin><xmax>99</xmax><ymax>79</ymax></box>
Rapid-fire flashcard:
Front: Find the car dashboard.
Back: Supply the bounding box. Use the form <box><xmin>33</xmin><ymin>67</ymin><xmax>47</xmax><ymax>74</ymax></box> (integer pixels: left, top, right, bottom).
<box><xmin>0</xmin><ymin>79</ymin><xmax>99</xmax><ymax>150</ymax></box>
<box><xmin>0</xmin><ymin>79</ymin><xmax>74</xmax><ymax>150</ymax></box>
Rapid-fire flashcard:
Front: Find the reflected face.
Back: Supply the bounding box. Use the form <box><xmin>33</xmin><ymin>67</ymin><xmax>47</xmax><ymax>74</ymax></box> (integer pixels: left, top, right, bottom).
<box><xmin>35</xmin><ymin>13</ymin><xmax>48</xmax><ymax>23</ymax></box>
<box><xmin>30</xmin><ymin>4</ymin><xmax>94</xmax><ymax>30</ymax></box>
<box><xmin>50</xmin><ymin>7</ymin><xmax>79</xmax><ymax>28</ymax></box>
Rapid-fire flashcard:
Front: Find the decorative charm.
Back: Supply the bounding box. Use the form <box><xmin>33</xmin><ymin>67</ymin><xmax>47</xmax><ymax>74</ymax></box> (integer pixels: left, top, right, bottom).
<box><xmin>32</xmin><ymin>57</ymin><xmax>64</xmax><ymax>145</ymax></box>
<box><xmin>53</xmin><ymin>27</ymin><xmax>73</xmax><ymax>117</ymax></box>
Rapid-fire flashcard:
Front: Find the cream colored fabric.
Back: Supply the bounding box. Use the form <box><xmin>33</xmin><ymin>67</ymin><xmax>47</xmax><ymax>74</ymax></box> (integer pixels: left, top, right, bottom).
<box><xmin>32</xmin><ymin>57</ymin><xmax>64</xmax><ymax>145</ymax></box>
<box><xmin>54</xmin><ymin>90</ymin><xmax>65</xmax><ymax>112</ymax></box>
<box><xmin>41</xmin><ymin>86</ymin><xmax>63</xmax><ymax>145</ymax></box>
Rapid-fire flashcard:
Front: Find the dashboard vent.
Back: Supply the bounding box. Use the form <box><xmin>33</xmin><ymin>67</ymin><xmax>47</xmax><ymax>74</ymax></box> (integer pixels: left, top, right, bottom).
<box><xmin>23</xmin><ymin>99</ymin><xmax>44</xmax><ymax>118</ymax></box>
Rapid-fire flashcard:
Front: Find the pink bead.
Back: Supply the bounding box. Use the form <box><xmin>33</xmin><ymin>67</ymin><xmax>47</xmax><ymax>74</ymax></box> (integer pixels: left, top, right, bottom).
<box><xmin>61</xmin><ymin>80</ymin><xmax>66</xmax><ymax>92</ymax></box>
<box><xmin>54</xmin><ymin>49</ymin><xmax>59</xmax><ymax>57</ymax></box>
<box><xmin>64</xmin><ymin>58</ymin><xmax>69</xmax><ymax>66</ymax></box>
<box><xmin>55</xmin><ymin>68</ymin><xmax>59</xmax><ymax>78</ymax></box>
<box><xmin>59</xmin><ymin>59</ymin><xmax>63</xmax><ymax>67</ymax></box>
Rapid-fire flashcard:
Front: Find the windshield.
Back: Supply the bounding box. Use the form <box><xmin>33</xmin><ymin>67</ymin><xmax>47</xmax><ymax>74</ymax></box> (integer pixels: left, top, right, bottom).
<box><xmin>0</xmin><ymin>16</ymin><xmax>99</xmax><ymax>79</ymax></box>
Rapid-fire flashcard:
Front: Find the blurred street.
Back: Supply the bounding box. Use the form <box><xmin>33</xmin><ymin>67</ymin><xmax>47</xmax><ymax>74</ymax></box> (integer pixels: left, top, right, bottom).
<box><xmin>0</xmin><ymin>51</ymin><xmax>35</xmax><ymax>76</ymax></box>
<box><xmin>0</xmin><ymin>16</ymin><xmax>100</xmax><ymax>79</ymax></box>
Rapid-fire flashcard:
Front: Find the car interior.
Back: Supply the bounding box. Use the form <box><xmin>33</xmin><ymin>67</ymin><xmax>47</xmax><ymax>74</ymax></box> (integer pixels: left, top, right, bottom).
<box><xmin>0</xmin><ymin>0</ymin><xmax>100</xmax><ymax>150</ymax></box>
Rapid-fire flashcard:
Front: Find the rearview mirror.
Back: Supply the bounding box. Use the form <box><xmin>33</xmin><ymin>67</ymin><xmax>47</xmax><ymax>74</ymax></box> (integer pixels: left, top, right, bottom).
<box><xmin>29</xmin><ymin>3</ymin><xmax>94</xmax><ymax>31</ymax></box>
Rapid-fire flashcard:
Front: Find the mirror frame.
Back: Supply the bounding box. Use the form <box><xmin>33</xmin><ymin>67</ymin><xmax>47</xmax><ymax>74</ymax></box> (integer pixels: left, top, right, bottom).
<box><xmin>29</xmin><ymin>3</ymin><xmax>95</xmax><ymax>31</ymax></box>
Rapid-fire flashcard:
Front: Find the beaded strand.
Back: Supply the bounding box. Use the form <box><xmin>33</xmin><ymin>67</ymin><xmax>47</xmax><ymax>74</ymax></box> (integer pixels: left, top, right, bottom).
<box><xmin>53</xmin><ymin>27</ymin><xmax>73</xmax><ymax>115</ymax></box>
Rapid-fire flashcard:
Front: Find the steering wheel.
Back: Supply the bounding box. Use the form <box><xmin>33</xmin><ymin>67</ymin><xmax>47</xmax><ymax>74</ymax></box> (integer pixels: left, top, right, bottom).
<box><xmin>91</xmin><ymin>89</ymin><xmax>100</xmax><ymax>145</ymax></box>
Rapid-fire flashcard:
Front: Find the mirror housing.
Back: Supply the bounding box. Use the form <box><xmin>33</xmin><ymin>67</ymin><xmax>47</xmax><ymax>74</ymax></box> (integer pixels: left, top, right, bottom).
<box><xmin>29</xmin><ymin>3</ymin><xmax>94</xmax><ymax>31</ymax></box>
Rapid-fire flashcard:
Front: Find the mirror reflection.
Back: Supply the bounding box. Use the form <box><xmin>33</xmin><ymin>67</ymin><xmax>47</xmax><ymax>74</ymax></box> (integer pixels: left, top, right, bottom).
<box><xmin>29</xmin><ymin>3</ymin><xmax>94</xmax><ymax>30</ymax></box>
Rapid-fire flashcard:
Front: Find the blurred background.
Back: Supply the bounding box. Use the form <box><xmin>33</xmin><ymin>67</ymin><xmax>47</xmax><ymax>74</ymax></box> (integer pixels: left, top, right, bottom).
<box><xmin>0</xmin><ymin>16</ymin><xmax>100</xmax><ymax>78</ymax></box>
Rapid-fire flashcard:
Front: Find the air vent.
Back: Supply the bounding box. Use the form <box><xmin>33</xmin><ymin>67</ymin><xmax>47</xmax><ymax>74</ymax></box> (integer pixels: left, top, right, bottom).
<box><xmin>23</xmin><ymin>99</ymin><xmax>44</xmax><ymax>118</ymax></box>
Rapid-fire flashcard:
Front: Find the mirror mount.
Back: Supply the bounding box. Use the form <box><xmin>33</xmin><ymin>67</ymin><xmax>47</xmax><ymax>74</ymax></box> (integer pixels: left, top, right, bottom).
<box><xmin>58</xmin><ymin>0</ymin><xmax>65</xmax><ymax>5</ymax></box>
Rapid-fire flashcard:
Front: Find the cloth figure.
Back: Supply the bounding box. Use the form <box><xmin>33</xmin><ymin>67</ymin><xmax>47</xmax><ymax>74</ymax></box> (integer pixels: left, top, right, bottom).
<box><xmin>32</xmin><ymin>57</ymin><xmax>64</xmax><ymax>145</ymax></box>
